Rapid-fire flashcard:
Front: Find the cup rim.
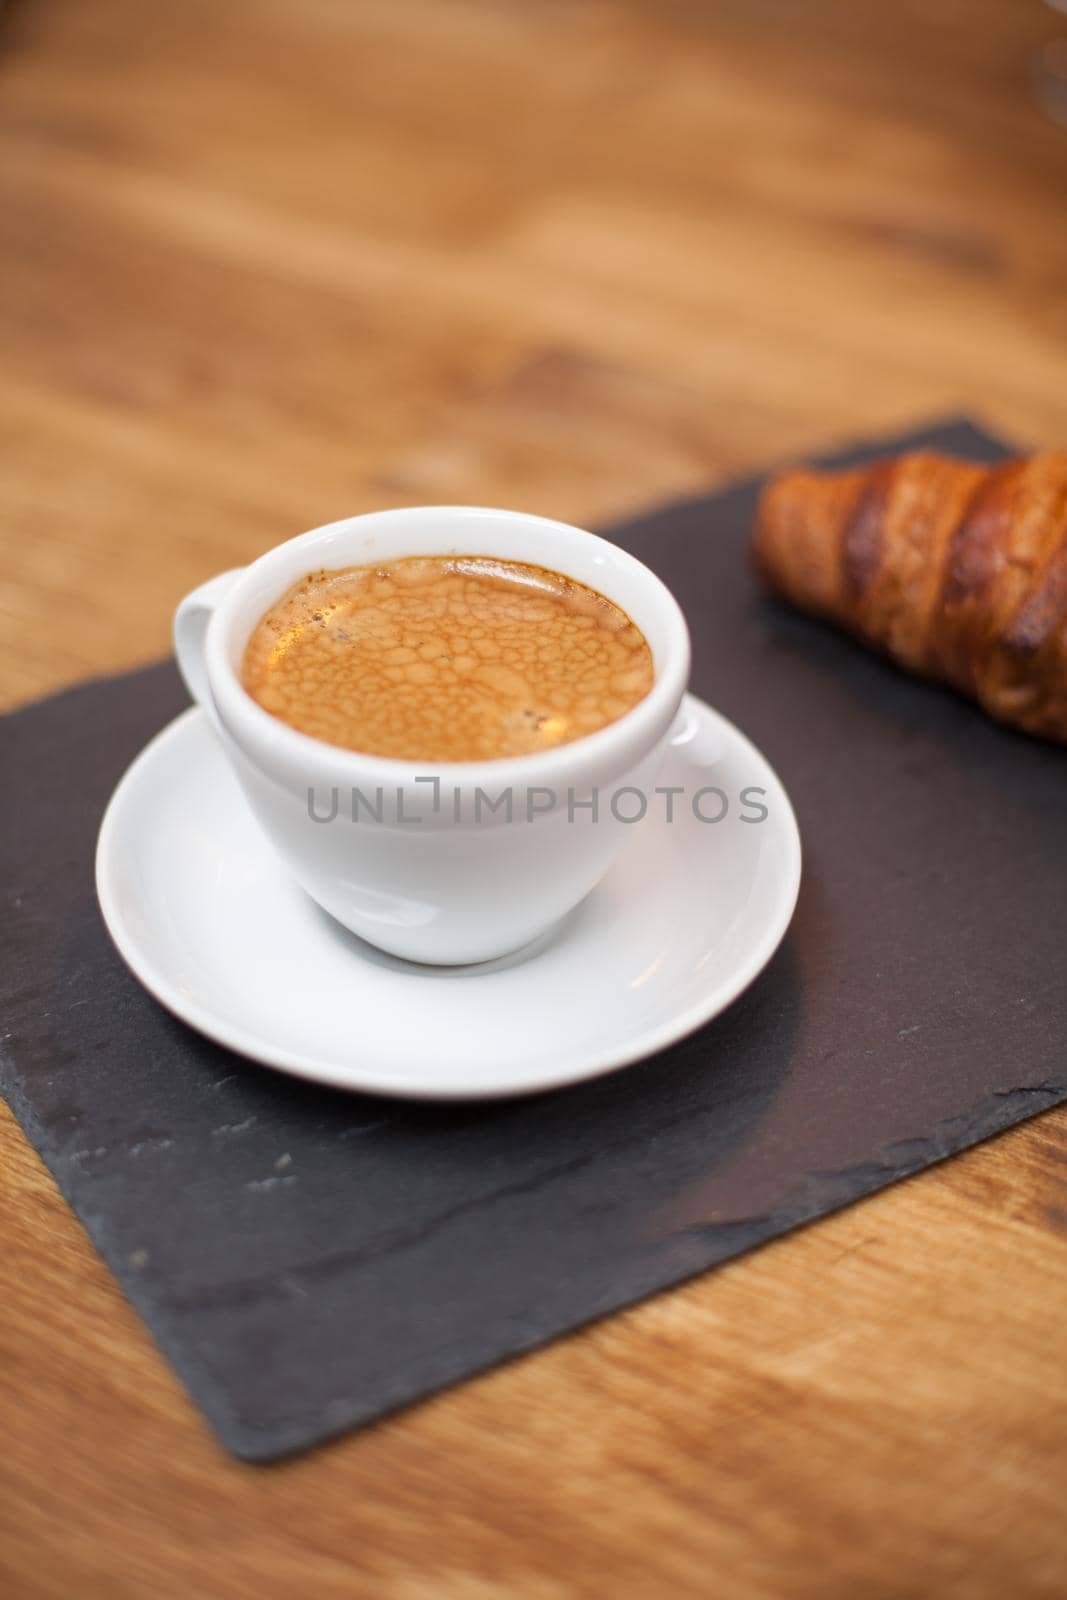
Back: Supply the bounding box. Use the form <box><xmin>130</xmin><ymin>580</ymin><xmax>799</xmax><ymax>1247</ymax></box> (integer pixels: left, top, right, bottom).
<box><xmin>203</xmin><ymin>505</ymin><xmax>691</xmax><ymax>793</ymax></box>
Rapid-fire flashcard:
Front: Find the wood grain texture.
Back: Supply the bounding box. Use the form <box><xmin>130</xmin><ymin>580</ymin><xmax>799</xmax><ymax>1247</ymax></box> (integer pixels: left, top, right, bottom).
<box><xmin>1</xmin><ymin>0</ymin><xmax>1066</xmax><ymax>1594</ymax></box>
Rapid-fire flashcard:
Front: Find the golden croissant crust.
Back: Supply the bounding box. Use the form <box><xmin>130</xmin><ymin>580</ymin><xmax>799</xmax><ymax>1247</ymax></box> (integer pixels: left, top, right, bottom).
<box><xmin>752</xmin><ymin>450</ymin><xmax>1067</xmax><ymax>743</ymax></box>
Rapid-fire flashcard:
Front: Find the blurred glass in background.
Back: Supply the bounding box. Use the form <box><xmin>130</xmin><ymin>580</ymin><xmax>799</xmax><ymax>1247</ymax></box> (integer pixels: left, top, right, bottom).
<box><xmin>1037</xmin><ymin>0</ymin><xmax>1067</xmax><ymax>124</ymax></box>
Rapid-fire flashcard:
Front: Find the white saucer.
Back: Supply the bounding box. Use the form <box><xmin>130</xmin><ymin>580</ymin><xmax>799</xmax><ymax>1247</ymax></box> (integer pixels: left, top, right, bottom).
<box><xmin>96</xmin><ymin>696</ymin><xmax>801</xmax><ymax>1101</ymax></box>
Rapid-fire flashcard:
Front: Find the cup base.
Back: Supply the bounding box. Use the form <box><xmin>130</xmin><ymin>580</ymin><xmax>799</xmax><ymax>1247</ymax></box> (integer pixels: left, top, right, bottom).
<box><xmin>309</xmin><ymin>899</ymin><xmax>571</xmax><ymax>973</ymax></box>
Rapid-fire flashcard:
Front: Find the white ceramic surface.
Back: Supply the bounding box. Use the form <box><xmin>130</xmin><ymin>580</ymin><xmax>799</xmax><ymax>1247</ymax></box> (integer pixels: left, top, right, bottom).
<box><xmin>95</xmin><ymin>695</ymin><xmax>802</xmax><ymax>1101</ymax></box>
<box><xmin>174</xmin><ymin>507</ymin><xmax>691</xmax><ymax>964</ymax></box>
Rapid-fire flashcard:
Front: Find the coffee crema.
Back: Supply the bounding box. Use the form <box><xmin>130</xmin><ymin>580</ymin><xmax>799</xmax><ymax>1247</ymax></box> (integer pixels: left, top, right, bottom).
<box><xmin>241</xmin><ymin>555</ymin><xmax>654</xmax><ymax>761</ymax></box>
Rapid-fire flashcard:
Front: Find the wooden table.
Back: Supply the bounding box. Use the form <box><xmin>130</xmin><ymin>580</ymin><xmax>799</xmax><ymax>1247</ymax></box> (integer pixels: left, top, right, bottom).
<box><xmin>2</xmin><ymin>2</ymin><xmax>1066</xmax><ymax>1594</ymax></box>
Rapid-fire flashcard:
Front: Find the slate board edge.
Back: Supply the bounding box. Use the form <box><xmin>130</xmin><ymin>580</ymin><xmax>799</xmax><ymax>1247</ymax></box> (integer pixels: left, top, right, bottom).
<box><xmin>224</xmin><ymin>1076</ymin><xmax>1067</xmax><ymax>1462</ymax></box>
<box><xmin>0</xmin><ymin>1035</ymin><xmax>248</xmax><ymax>1457</ymax></box>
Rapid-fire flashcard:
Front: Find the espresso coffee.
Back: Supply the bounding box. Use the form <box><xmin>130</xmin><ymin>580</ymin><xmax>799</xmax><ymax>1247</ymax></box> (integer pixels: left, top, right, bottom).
<box><xmin>241</xmin><ymin>555</ymin><xmax>654</xmax><ymax>761</ymax></box>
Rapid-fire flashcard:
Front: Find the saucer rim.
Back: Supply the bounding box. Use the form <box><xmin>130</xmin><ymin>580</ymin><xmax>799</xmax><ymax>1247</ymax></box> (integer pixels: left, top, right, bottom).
<box><xmin>95</xmin><ymin>696</ymin><xmax>802</xmax><ymax>1100</ymax></box>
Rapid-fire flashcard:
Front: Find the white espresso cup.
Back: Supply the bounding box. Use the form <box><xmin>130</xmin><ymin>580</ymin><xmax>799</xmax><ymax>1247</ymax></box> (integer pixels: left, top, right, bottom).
<box><xmin>175</xmin><ymin>507</ymin><xmax>691</xmax><ymax>964</ymax></box>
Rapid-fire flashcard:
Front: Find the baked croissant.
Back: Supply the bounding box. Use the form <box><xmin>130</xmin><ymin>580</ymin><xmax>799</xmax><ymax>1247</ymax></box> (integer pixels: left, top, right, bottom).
<box><xmin>752</xmin><ymin>450</ymin><xmax>1067</xmax><ymax>743</ymax></box>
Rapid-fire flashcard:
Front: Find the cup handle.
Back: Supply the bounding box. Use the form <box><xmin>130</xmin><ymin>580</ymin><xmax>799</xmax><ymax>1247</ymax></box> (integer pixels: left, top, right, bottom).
<box><xmin>174</xmin><ymin>570</ymin><xmax>244</xmax><ymax>735</ymax></box>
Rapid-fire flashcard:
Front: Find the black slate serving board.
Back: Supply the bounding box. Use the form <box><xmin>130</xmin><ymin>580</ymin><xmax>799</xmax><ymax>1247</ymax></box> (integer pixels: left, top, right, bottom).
<box><xmin>3</xmin><ymin>418</ymin><xmax>1065</xmax><ymax>1462</ymax></box>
